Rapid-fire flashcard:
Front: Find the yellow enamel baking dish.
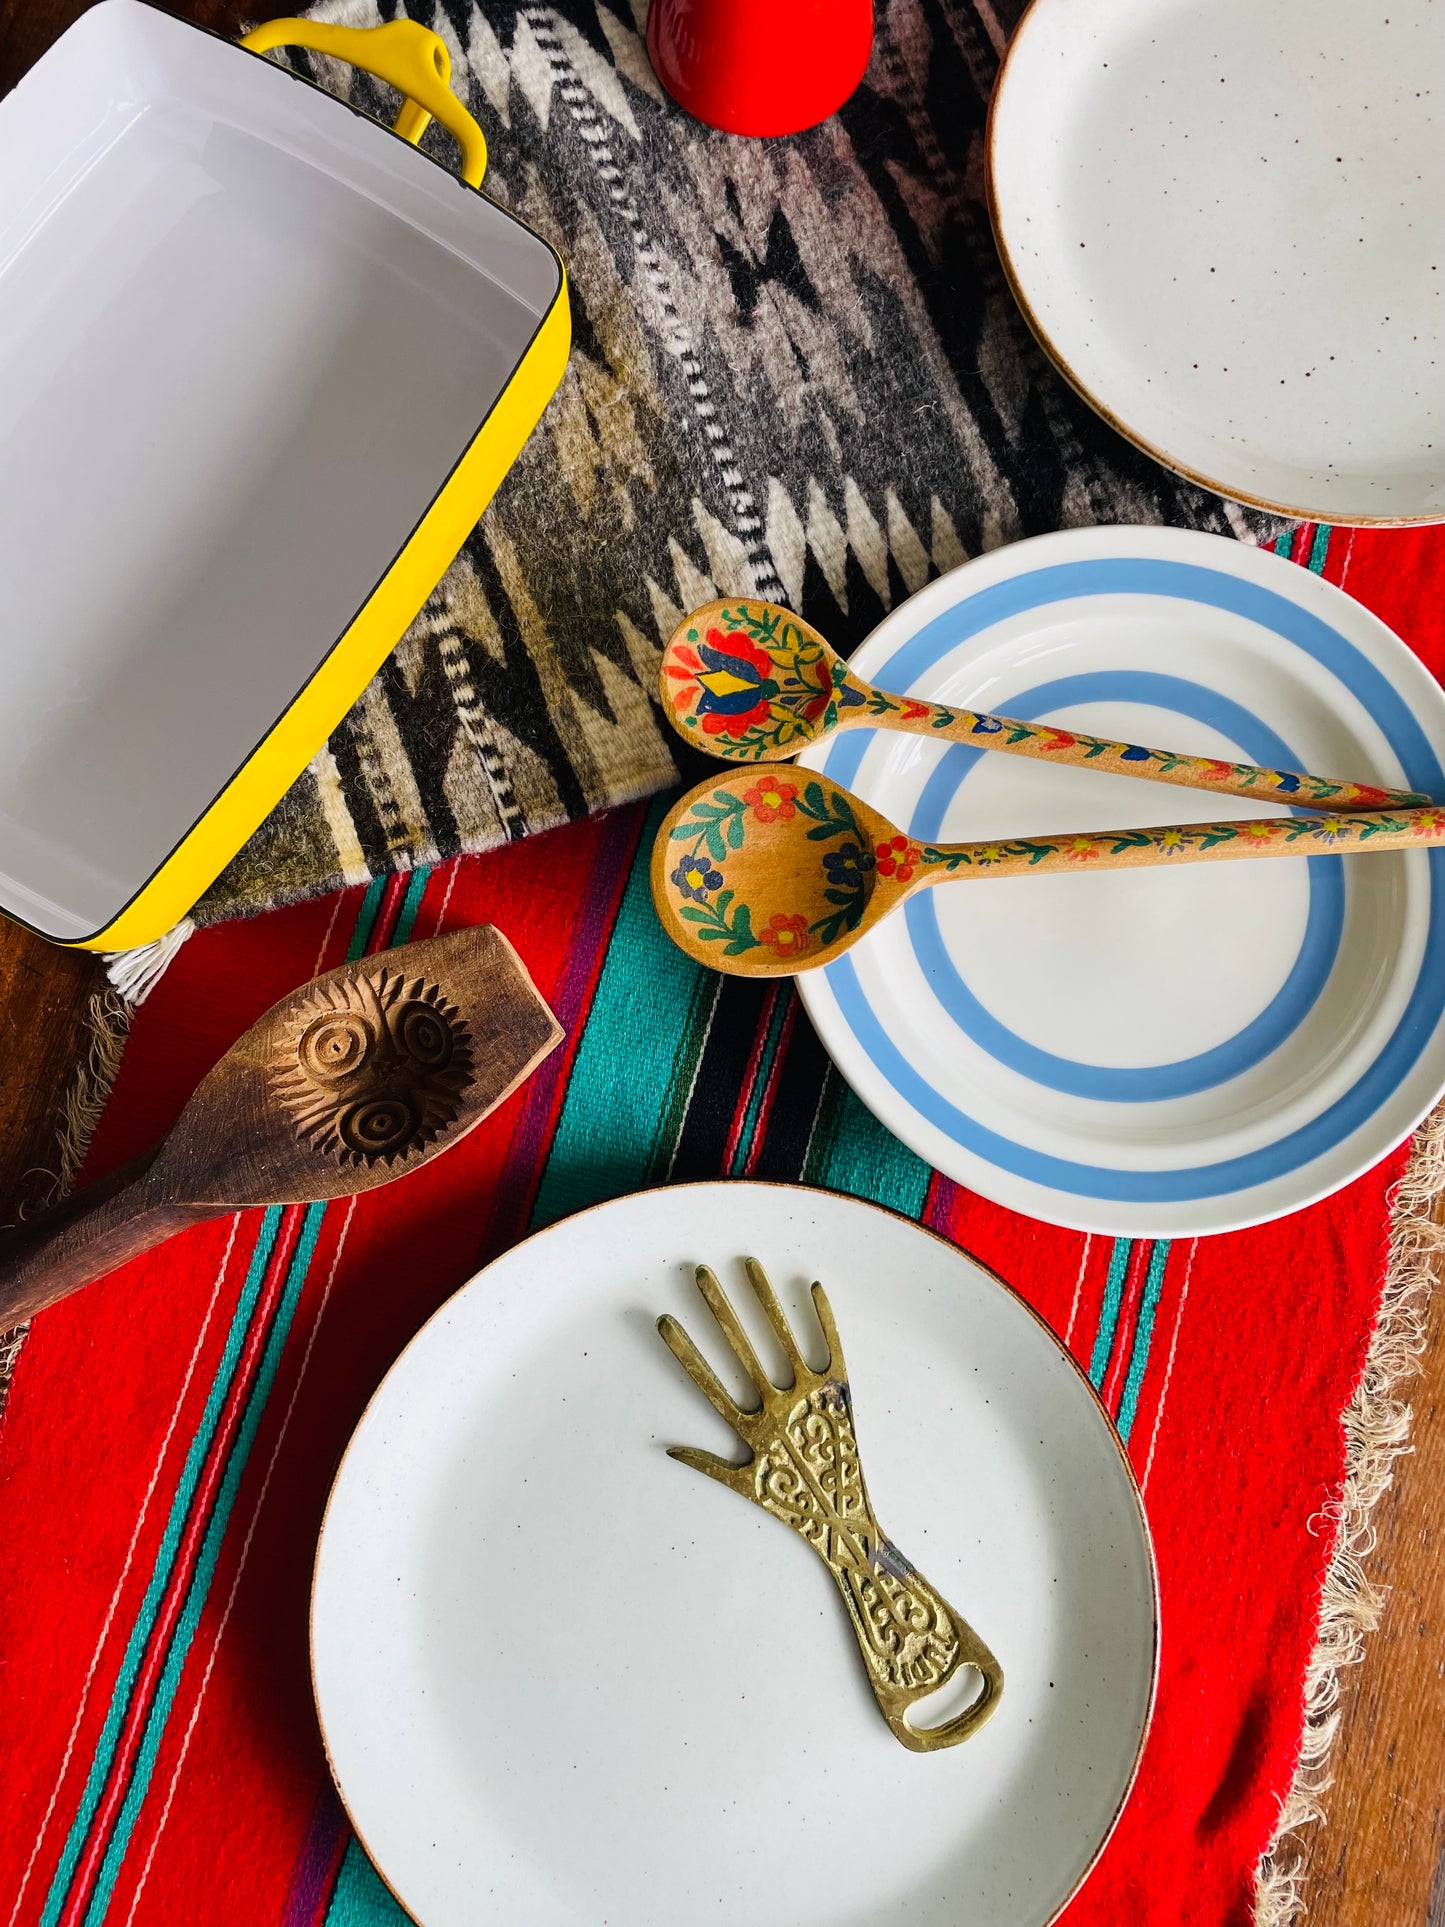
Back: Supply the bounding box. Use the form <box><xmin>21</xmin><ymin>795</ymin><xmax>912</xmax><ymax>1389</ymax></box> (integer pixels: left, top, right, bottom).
<box><xmin>0</xmin><ymin>2</ymin><xmax>568</xmax><ymax>947</ymax></box>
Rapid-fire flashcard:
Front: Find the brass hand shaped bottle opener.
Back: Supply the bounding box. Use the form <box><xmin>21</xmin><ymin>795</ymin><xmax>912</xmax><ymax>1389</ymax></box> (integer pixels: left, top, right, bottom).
<box><xmin>658</xmin><ymin>1259</ymin><xmax>1003</xmax><ymax>1752</ymax></box>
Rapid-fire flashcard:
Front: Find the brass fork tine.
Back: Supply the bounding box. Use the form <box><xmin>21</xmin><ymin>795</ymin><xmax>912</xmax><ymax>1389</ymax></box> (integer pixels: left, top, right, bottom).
<box><xmin>810</xmin><ymin>1280</ymin><xmax>845</xmax><ymax>1375</ymax></box>
<box><xmin>695</xmin><ymin>1264</ymin><xmax>772</xmax><ymax>1400</ymax></box>
<box><xmin>742</xmin><ymin>1257</ymin><xmax>805</xmax><ymax>1378</ymax></box>
<box><xmin>657</xmin><ymin>1313</ymin><xmax>749</xmax><ymax>1427</ymax></box>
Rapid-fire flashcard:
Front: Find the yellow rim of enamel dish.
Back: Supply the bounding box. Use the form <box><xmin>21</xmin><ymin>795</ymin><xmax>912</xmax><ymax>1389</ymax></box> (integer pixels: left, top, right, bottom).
<box><xmin>35</xmin><ymin>15</ymin><xmax>568</xmax><ymax>950</ymax></box>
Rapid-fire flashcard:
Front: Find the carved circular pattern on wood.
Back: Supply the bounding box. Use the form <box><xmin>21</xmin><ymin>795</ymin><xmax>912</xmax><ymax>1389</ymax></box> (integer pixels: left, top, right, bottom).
<box><xmin>274</xmin><ymin>969</ymin><xmax>475</xmax><ymax>1166</ymax></box>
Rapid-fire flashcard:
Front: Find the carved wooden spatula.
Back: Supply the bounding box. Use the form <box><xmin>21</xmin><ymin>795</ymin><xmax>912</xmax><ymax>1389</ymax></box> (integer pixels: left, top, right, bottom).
<box><xmin>0</xmin><ymin>927</ymin><xmax>562</xmax><ymax>1328</ymax></box>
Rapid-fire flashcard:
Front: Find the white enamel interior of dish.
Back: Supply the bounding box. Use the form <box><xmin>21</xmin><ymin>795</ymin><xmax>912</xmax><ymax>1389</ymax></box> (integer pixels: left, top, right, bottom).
<box><xmin>0</xmin><ymin>0</ymin><xmax>559</xmax><ymax>939</ymax></box>
<box><xmin>312</xmin><ymin>1185</ymin><xmax>1157</xmax><ymax>1927</ymax></box>
<box><xmin>795</xmin><ymin>528</ymin><xmax>1445</xmax><ymax>1237</ymax></box>
<box><xmin>989</xmin><ymin>0</ymin><xmax>1445</xmax><ymax>519</ymax></box>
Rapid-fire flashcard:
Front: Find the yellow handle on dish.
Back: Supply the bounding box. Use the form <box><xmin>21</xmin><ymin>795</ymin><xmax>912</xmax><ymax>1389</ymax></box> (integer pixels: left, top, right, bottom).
<box><xmin>241</xmin><ymin>17</ymin><xmax>488</xmax><ymax>187</ymax></box>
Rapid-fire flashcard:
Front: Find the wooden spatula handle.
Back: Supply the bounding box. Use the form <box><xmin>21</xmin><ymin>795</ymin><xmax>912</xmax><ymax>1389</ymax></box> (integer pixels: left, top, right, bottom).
<box><xmin>0</xmin><ymin>1154</ymin><xmax>215</xmax><ymax>1329</ymax></box>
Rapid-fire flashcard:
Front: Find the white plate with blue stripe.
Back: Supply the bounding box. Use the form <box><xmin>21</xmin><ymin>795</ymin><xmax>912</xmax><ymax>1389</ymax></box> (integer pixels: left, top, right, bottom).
<box><xmin>796</xmin><ymin>527</ymin><xmax>1445</xmax><ymax>1237</ymax></box>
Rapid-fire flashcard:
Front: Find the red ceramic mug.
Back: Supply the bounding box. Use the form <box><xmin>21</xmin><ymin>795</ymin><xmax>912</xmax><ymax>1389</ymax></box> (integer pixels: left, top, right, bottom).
<box><xmin>647</xmin><ymin>0</ymin><xmax>875</xmax><ymax>137</ymax></box>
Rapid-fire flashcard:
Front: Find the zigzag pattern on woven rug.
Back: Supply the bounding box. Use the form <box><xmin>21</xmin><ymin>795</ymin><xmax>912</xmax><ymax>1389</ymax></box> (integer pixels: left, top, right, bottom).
<box><xmin>199</xmin><ymin>0</ymin><xmax>1284</xmax><ymax>927</ymax></box>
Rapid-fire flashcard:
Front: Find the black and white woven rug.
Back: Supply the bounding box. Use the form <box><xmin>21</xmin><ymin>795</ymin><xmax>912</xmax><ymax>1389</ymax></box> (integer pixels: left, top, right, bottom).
<box><xmin>202</xmin><ymin>0</ymin><xmax>1283</xmax><ymax>925</ymax></box>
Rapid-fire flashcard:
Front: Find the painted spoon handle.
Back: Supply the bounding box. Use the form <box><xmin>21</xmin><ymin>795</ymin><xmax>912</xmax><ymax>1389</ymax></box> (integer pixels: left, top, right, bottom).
<box><xmin>0</xmin><ymin>1152</ymin><xmax>213</xmax><ymax>1328</ymax></box>
<box><xmin>855</xmin><ymin>692</ymin><xmax>1429</xmax><ymax>813</ymax></box>
<box><xmin>911</xmin><ymin>804</ymin><xmax>1445</xmax><ymax>884</ymax></box>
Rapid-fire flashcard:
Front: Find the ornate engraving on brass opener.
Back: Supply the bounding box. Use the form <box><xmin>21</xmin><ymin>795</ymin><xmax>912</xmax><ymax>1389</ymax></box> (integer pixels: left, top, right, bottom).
<box><xmin>658</xmin><ymin>1259</ymin><xmax>1003</xmax><ymax>1752</ymax></box>
<box><xmin>274</xmin><ymin>968</ymin><xmax>475</xmax><ymax>1166</ymax></box>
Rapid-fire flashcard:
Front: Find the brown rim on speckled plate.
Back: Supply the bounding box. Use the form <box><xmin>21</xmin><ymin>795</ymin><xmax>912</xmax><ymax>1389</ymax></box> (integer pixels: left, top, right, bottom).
<box><xmin>985</xmin><ymin>0</ymin><xmax>1445</xmax><ymax>528</ymax></box>
<box><xmin>309</xmin><ymin>1180</ymin><xmax>1159</xmax><ymax>1927</ymax></box>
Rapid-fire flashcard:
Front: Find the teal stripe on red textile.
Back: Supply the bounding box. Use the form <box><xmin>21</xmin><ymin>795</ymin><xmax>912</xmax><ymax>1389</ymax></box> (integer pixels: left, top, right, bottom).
<box><xmin>1117</xmin><ymin>1240</ymin><xmax>1171</xmax><ymax>1441</ymax></box>
<box><xmin>467</xmin><ymin>813</ymin><xmax>645</xmax><ymax>1262</ymax></box>
<box><xmin>390</xmin><ymin>867</ymin><xmax>432</xmax><ymax>949</ymax></box>
<box><xmin>1274</xmin><ymin>523</ymin><xmax>1332</xmax><ymax>573</ymax></box>
<box><xmin>727</xmin><ymin>986</ymin><xmax>793</xmax><ymax>1176</ymax></box>
<box><xmin>802</xmin><ymin>1071</ymin><xmax>932</xmax><ymax>1219</ymax></box>
<box><xmin>37</xmin><ymin>1207</ymin><xmax>285</xmax><ymax>1927</ymax></box>
<box><xmin>79</xmin><ymin>1204</ymin><xmax>330</xmax><ymax>1924</ymax></box>
<box><xmin>325</xmin><ymin>1838</ymin><xmax>407</xmax><ymax>1925</ymax></box>
<box><xmin>344</xmin><ymin>876</ymin><xmax>389</xmax><ymax>962</ymax></box>
<box><xmin>1089</xmin><ymin>1239</ymin><xmax>1134</xmax><ymax>1389</ymax></box>
<box><xmin>529</xmin><ymin>801</ymin><xmax>717</xmax><ymax>1228</ymax></box>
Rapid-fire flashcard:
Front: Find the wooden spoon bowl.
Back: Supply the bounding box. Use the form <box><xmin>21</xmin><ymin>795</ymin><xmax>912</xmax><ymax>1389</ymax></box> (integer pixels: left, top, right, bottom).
<box><xmin>660</xmin><ymin>596</ymin><xmax>1427</xmax><ymax>811</ymax></box>
<box><xmin>651</xmin><ymin>768</ymin><xmax>1445</xmax><ymax>978</ymax></box>
<box><xmin>652</xmin><ymin>770</ymin><xmax>905</xmax><ymax>975</ymax></box>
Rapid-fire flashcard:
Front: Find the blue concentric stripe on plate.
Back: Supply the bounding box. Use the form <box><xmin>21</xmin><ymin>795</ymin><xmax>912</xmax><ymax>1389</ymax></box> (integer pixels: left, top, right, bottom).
<box><xmin>818</xmin><ymin>554</ymin><xmax>1445</xmax><ymax>1200</ymax></box>
<box><xmin>904</xmin><ymin>670</ymin><xmax>1344</xmax><ymax>1100</ymax></box>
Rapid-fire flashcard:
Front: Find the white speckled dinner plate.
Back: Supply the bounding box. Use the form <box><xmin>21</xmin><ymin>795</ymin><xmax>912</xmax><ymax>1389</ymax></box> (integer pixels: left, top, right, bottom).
<box><xmin>988</xmin><ymin>0</ymin><xmax>1445</xmax><ymax>522</ymax></box>
<box><xmin>312</xmin><ymin>1184</ymin><xmax>1157</xmax><ymax>1927</ymax></box>
<box><xmin>796</xmin><ymin>527</ymin><xmax>1445</xmax><ymax>1237</ymax></box>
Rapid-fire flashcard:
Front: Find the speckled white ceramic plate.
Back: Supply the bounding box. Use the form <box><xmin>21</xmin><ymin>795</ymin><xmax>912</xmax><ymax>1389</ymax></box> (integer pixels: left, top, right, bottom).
<box><xmin>988</xmin><ymin>0</ymin><xmax>1445</xmax><ymax>522</ymax></box>
<box><xmin>312</xmin><ymin>1184</ymin><xmax>1158</xmax><ymax>1927</ymax></box>
<box><xmin>796</xmin><ymin>527</ymin><xmax>1445</xmax><ymax>1238</ymax></box>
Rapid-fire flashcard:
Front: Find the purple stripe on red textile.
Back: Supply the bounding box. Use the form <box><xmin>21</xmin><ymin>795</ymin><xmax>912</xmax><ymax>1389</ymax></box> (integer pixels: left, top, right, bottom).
<box><xmin>279</xmin><ymin>1789</ymin><xmax>348</xmax><ymax>1927</ymax></box>
<box><xmin>471</xmin><ymin>807</ymin><xmax>644</xmax><ymax>1263</ymax></box>
<box><xmin>923</xmin><ymin>1171</ymin><xmax>964</xmax><ymax>1232</ymax></box>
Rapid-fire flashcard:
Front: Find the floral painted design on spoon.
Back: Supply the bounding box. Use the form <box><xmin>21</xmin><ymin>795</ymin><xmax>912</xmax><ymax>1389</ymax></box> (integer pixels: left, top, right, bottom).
<box><xmin>659</xmin><ymin>598</ymin><xmax>1433</xmax><ymax>812</ymax></box>
<box><xmin>664</xmin><ymin>604</ymin><xmax>861</xmax><ymax>754</ymax></box>
<box><xmin>874</xmin><ymin>836</ymin><xmax>923</xmax><ymax>882</ymax></box>
<box><xmin>743</xmin><ymin>778</ymin><xmax>800</xmax><ymax>822</ymax></box>
<box><xmin>662</xmin><ymin>778</ymin><xmax>878</xmax><ymax>955</ymax></box>
<box><xmin>651</xmin><ymin>765</ymin><xmax>1445</xmax><ymax>980</ymax></box>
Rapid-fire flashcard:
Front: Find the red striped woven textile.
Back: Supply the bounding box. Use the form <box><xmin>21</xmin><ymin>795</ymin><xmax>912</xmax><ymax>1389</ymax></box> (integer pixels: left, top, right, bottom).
<box><xmin>0</xmin><ymin>524</ymin><xmax>1440</xmax><ymax>1926</ymax></box>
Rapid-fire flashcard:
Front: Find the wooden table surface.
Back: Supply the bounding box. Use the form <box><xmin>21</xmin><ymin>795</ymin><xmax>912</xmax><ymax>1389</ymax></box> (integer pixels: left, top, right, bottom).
<box><xmin>1</xmin><ymin>2</ymin><xmax>1443</xmax><ymax>1921</ymax></box>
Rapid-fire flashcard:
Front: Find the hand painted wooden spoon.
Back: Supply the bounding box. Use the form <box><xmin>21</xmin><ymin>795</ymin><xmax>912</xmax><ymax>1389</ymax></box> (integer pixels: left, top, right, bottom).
<box><xmin>0</xmin><ymin>926</ymin><xmax>562</xmax><ymax>1328</ymax></box>
<box><xmin>660</xmin><ymin>597</ymin><xmax>1429</xmax><ymax>811</ymax></box>
<box><xmin>650</xmin><ymin>769</ymin><xmax>1445</xmax><ymax>978</ymax></box>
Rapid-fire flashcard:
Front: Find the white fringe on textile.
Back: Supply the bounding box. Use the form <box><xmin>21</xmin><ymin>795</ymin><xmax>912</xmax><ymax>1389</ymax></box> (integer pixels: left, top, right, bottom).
<box><xmin>0</xmin><ymin>988</ymin><xmax>134</xmax><ymax>1422</ymax></box>
<box><xmin>1254</xmin><ymin>1101</ymin><xmax>1445</xmax><ymax>1926</ymax></box>
<box><xmin>0</xmin><ymin>1323</ymin><xmax>28</xmax><ymax>1430</ymax></box>
<box><xmin>102</xmin><ymin>918</ymin><xmax>195</xmax><ymax>1007</ymax></box>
